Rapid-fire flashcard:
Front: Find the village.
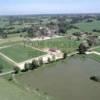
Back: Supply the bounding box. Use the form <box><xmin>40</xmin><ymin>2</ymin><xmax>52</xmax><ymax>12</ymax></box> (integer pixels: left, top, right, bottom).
<box><xmin>0</xmin><ymin>14</ymin><xmax>100</xmax><ymax>100</ymax></box>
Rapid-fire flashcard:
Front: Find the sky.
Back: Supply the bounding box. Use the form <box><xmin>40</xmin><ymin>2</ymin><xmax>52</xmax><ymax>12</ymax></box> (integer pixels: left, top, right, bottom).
<box><xmin>0</xmin><ymin>0</ymin><xmax>100</xmax><ymax>15</ymax></box>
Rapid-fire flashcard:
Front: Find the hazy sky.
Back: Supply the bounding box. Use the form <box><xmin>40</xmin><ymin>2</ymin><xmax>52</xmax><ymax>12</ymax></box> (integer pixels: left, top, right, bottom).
<box><xmin>0</xmin><ymin>0</ymin><xmax>100</xmax><ymax>15</ymax></box>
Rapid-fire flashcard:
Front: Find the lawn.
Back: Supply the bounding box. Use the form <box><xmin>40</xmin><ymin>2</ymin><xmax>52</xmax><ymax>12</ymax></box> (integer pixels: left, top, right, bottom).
<box><xmin>75</xmin><ymin>20</ymin><xmax>100</xmax><ymax>34</ymax></box>
<box><xmin>0</xmin><ymin>45</ymin><xmax>45</xmax><ymax>63</ymax></box>
<box><xmin>0</xmin><ymin>78</ymin><xmax>49</xmax><ymax>100</ymax></box>
<box><xmin>32</xmin><ymin>37</ymin><xmax>80</xmax><ymax>53</ymax></box>
<box><xmin>0</xmin><ymin>55</ymin><xmax>14</xmax><ymax>72</ymax></box>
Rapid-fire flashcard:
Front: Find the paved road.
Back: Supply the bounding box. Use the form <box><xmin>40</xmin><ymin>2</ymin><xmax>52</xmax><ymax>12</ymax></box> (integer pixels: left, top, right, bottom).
<box><xmin>67</xmin><ymin>51</ymin><xmax>78</xmax><ymax>57</ymax></box>
<box><xmin>86</xmin><ymin>51</ymin><xmax>100</xmax><ymax>56</ymax></box>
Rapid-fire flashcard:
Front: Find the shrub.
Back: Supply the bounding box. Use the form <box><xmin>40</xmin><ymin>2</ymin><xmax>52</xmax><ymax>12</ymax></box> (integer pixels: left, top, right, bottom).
<box><xmin>29</xmin><ymin>63</ymin><xmax>34</xmax><ymax>70</ymax></box>
<box><xmin>0</xmin><ymin>65</ymin><xmax>3</xmax><ymax>73</ymax></box>
<box><xmin>31</xmin><ymin>60</ymin><xmax>40</xmax><ymax>69</ymax></box>
<box><xmin>63</xmin><ymin>52</ymin><xmax>67</xmax><ymax>59</ymax></box>
<box><xmin>13</xmin><ymin>66</ymin><xmax>20</xmax><ymax>74</ymax></box>
<box><xmin>24</xmin><ymin>63</ymin><xmax>29</xmax><ymax>71</ymax></box>
<box><xmin>78</xmin><ymin>43</ymin><xmax>88</xmax><ymax>54</ymax></box>
<box><xmin>52</xmin><ymin>55</ymin><xmax>56</xmax><ymax>62</ymax></box>
<box><xmin>39</xmin><ymin>57</ymin><xmax>43</xmax><ymax>65</ymax></box>
<box><xmin>47</xmin><ymin>57</ymin><xmax>51</xmax><ymax>63</ymax></box>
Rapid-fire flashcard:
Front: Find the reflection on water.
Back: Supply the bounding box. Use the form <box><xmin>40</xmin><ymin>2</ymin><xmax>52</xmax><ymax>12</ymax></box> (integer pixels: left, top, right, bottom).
<box><xmin>17</xmin><ymin>56</ymin><xmax>100</xmax><ymax>100</ymax></box>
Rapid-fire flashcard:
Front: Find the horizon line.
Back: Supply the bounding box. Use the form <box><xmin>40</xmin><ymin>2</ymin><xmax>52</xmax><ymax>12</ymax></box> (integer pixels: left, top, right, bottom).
<box><xmin>0</xmin><ymin>12</ymin><xmax>100</xmax><ymax>16</ymax></box>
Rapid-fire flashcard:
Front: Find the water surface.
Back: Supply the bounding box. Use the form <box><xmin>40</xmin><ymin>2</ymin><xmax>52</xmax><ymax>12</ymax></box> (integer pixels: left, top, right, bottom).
<box><xmin>17</xmin><ymin>56</ymin><xmax>100</xmax><ymax>100</ymax></box>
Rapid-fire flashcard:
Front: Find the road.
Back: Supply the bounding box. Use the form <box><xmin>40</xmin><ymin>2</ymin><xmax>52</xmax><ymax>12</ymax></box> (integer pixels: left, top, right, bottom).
<box><xmin>0</xmin><ymin>70</ymin><xmax>14</xmax><ymax>76</ymax></box>
<box><xmin>86</xmin><ymin>51</ymin><xmax>100</xmax><ymax>56</ymax></box>
<box><xmin>0</xmin><ymin>52</ymin><xmax>18</xmax><ymax>66</ymax></box>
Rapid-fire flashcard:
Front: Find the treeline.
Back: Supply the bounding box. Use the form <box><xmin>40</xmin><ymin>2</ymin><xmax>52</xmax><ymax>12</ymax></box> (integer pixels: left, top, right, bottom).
<box><xmin>0</xmin><ymin>27</ymin><xmax>29</xmax><ymax>38</ymax></box>
<box><xmin>13</xmin><ymin>53</ymin><xmax>67</xmax><ymax>74</ymax></box>
<box><xmin>92</xmin><ymin>29</ymin><xmax>100</xmax><ymax>32</ymax></box>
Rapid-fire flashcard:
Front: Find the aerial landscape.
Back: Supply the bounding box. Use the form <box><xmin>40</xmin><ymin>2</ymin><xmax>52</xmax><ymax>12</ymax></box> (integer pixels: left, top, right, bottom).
<box><xmin>0</xmin><ymin>0</ymin><xmax>100</xmax><ymax>100</ymax></box>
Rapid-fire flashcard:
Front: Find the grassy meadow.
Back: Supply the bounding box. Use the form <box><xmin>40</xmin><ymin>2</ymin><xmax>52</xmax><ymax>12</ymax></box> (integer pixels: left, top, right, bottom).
<box><xmin>88</xmin><ymin>54</ymin><xmax>100</xmax><ymax>63</ymax></box>
<box><xmin>75</xmin><ymin>20</ymin><xmax>100</xmax><ymax>34</ymax></box>
<box><xmin>0</xmin><ymin>55</ymin><xmax>14</xmax><ymax>72</ymax></box>
<box><xmin>0</xmin><ymin>78</ymin><xmax>49</xmax><ymax>100</ymax></box>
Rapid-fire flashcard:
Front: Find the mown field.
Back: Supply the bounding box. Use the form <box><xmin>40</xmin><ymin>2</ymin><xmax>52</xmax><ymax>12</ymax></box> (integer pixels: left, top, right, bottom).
<box><xmin>88</xmin><ymin>54</ymin><xmax>100</xmax><ymax>63</ymax></box>
<box><xmin>0</xmin><ymin>55</ymin><xmax>13</xmax><ymax>72</ymax></box>
<box><xmin>0</xmin><ymin>36</ymin><xmax>23</xmax><ymax>47</ymax></box>
<box><xmin>0</xmin><ymin>78</ymin><xmax>49</xmax><ymax>100</ymax></box>
<box><xmin>75</xmin><ymin>20</ymin><xmax>100</xmax><ymax>34</ymax></box>
<box><xmin>0</xmin><ymin>45</ymin><xmax>45</xmax><ymax>63</ymax></box>
<box><xmin>32</xmin><ymin>37</ymin><xmax>80</xmax><ymax>53</ymax></box>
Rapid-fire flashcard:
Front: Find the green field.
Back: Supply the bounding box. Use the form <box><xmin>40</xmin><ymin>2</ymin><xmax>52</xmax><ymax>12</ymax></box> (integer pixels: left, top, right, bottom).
<box><xmin>0</xmin><ymin>45</ymin><xmax>45</xmax><ymax>62</ymax></box>
<box><xmin>75</xmin><ymin>20</ymin><xmax>100</xmax><ymax>34</ymax></box>
<box><xmin>67</xmin><ymin>28</ymin><xmax>81</xmax><ymax>34</ymax></box>
<box><xmin>0</xmin><ymin>78</ymin><xmax>49</xmax><ymax>100</ymax></box>
<box><xmin>32</xmin><ymin>37</ymin><xmax>80</xmax><ymax>53</ymax></box>
<box><xmin>0</xmin><ymin>55</ymin><xmax>13</xmax><ymax>72</ymax></box>
<box><xmin>0</xmin><ymin>40</ymin><xmax>22</xmax><ymax>47</ymax></box>
<box><xmin>0</xmin><ymin>37</ymin><xmax>23</xmax><ymax>47</ymax></box>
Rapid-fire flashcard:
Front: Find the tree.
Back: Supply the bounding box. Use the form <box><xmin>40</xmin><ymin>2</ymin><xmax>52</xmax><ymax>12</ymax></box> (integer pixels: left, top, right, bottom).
<box><xmin>2</xmin><ymin>32</ymin><xmax>8</xmax><ymax>38</ymax></box>
<box><xmin>47</xmin><ymin>57</ymin><xmax>51</xmax><ymax>63</ymax></box>
<box><xmin>31</xmin><ymin>60</ymin><xmax>40</xmax><ymax>69</ymax></box>
<box><xmin>52</xmin><ymin>55</ymin><xmax>56</xmax><ymax>62</ymax></box>
<box><xmin>39</xmin><ymin>58</ymin><xmax>43</xmax><ymax>65</ymax></box>
<box><xmin>27</xmin><ymin>28</ymin><xmax>34</xmax><ymax>37</ymax></box>
<box><xmin>24</xmin><ymin>63</ymin><xmax>29</xmax><ymax>71</ymax></box>
<box><xmin>27</xmin><ymin>25</ymin><xmax>39</xmax><ymax>37</ymax></box>
<box><xmin>29</xmin><ymin>63</ymin><xmax>34</xmax><ymax>70</ymax></box>
<box><xmin>87</xmin><ymin>39</ymin><xmax>93</xmax><ymax>47</ymax></box>
<box><xmin>63</xmin><ymin>52</ymin><xmax>67</xmax><ymax>59</ymax></box>
<box><xmin>0</xmin><ymin>65</ymin><xmax>3</xmax><ymax>73</ymax></box>
<box><xmin>13</xmin><ymin>66</ymin><xmax>20</xmax><ymax>74</ymax></box>
<box><xmin>57</xmin><ymin>17</ymin><xmax>71</xmax><ymax>34</ymax></box>
<box><xmin>78</xmin><ymin>42</ymin><xmax>89</xmax><ymax>54</ymax></box>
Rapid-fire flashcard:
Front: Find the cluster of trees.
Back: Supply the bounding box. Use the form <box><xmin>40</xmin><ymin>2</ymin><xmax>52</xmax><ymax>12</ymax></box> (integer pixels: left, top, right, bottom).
<box><xmin>0</xmin><ymin>29</ymin><xmax>8</xmax><ymax>38</ymax></box>
<box><xmin>27</xmin><ymin>25</ymin><xmax>39</xmax><ymax>37</ymax></box>
<box><xmin>27</xmin><ymin>16</ymin><xmax>80</xmax><ymax>36</ymax></box>
<box><xmin>1</xmin><ymin>14</ymin><xmax>100</xmax><ymax>38</ymax></box>
<box><xmin>78</xmin><ymin>42</ymin><xmax>89</xmax><ymax>54</ymax></box>
<box><xmin>0</xmin><ymin>26</ymin><xmax>28</xmax><ymax>38</ymax></box>
<box><xmin>63</xmin><ymin>52</ymin><xmax>67</xmax><ymax>59</ymax></box>
<box><xmin>14</xmin><ymin>53</ymin><xmax>67</xmax><ymax>73</ymax></box>
<box><xmin>8</xmin><ymin>16</ymin><xmax>37</xmax><ymax>25</ymax></box>
<box><xmin>96</xmin><ymin>15</ymin><xmax>100</xmax><ymax>21</ymax></box>
<box><xmin>0</xmin><ymin>65</ymin><xmax>3</xmax><ymax>73</ymax></box>
<box><xmin>92</xmin><ymin>29</ymin><xmax>100</xmax><ymax>32</ymax></box>
<box><xmin>57</xmin><ymin>17</ymin><xmax>72</xmax><ymax>34</ymax></box>
<box><xmin>70</xmin><ymin>15</ymin><xmax>97</xmax><ymax>24</ymax></box>
<box><xmin>78</xmin><ymin>34</ymin><xmax>100</xmax><ymax>54</ymax></box>
<box><xmin>86</xmin><ymin>19</ymin><xmax>93</xmax><ymax>22</ymax></box>
<box><xmin>24</xmin><ymin>59</ymin><xmax>42</xmax><ymax>71</ymax></box>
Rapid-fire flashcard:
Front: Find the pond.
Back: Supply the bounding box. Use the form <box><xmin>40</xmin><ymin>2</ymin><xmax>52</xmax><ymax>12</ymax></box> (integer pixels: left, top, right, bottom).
<box><xmin>16</xmin><ymin>55</ymin><xmax>100</xmax><ymax>100</ymax></box>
